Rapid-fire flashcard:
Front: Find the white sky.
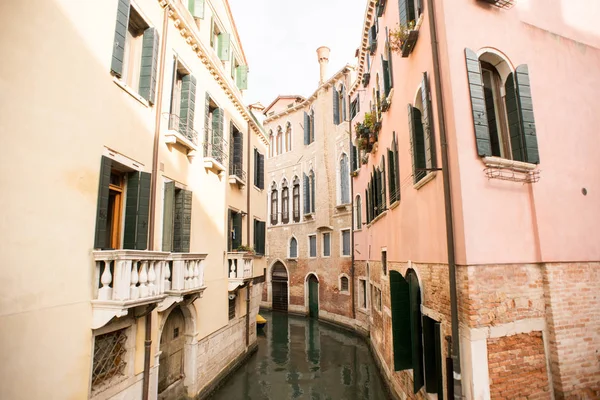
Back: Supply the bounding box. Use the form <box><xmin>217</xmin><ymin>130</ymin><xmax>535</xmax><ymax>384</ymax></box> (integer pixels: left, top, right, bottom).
<box><xmin>228</xmin><ymin>0</ymin><xmax>367</xmax><ymax>106</ymax></box>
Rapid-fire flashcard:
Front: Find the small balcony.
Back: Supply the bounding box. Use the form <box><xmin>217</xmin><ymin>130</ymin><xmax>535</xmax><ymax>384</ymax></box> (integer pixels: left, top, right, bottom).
<box><xmin>228</xmin><ymin>164</ymin><xmax>247</xmax><ymax>187</ymax></box>
<box><xmin>92</xmin><ymin>250</ymin><xmax>207</xmax><ymax>329</ymax></box>
<box><xmin>477</xmin><ymin>0</ymin><xmax>514</xmax><ymax>9</ymax></box>
<box><xmin>227</xmin><ymin>252</ymin><xmax>253</xmax><ymax>291</ymax></box>
<box><xmin>203</xmin><ymin>133</ymin><xmax>228</xmax><ymax>174</ymax></box>
<box><xmin>163</xmin><ymin>113</ymin><xmax>199</xmax><ymax>161</ymax></box>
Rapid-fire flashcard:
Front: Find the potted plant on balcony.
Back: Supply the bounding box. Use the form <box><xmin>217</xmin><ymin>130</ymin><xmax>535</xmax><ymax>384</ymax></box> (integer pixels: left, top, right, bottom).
<box><xmin>389</xmin><ymin>21</ymin><xmax>418</xmax><ymax>57</ymax></box>
<box><xmin>381</xmin><ymin>97</ymin><xmax>390</xmax><ymax>112</ymax></box>
<box><xmin>235</xmin><ymin>245</ymin><xmax>255</xmax><ymax>255</ymax></box>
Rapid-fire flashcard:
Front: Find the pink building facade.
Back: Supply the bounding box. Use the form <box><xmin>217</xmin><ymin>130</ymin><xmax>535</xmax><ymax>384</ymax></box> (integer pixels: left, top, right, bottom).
<box><xmin>350</xmin><ymin>0</ymin><xmax>600</xmax><ymax>399</ymax></box>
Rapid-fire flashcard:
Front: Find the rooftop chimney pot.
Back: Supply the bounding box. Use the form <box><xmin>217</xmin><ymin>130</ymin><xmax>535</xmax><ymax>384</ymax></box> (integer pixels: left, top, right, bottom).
<box><xmin>317</xmin><ymin>46</ymin><xmax>330</xmax><ymax>85</ymax></box>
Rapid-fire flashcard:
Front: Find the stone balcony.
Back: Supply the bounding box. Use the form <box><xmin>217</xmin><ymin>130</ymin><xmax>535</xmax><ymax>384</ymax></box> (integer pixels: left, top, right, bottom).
<box><xmin>92</xmin><ymin>250</ymin><xmax>207</xmax><ymax>329</ymax></box>
<box><xmin>227</xmin><ymin>252</ymin><xmax>253</xmax><ymax>291</ymax></box>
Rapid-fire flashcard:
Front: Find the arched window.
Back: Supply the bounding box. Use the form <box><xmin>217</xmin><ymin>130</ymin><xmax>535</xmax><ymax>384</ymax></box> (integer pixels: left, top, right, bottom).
<box><xmin>289</xmin><ymin>237</ymin><xmax>298</xmax><ymax>258</ymax></box>
<box><xmin>276</xmin><ymin>126</ymin><xmax>283</xmax><ymax>155</ymax></box>
<box><xmin>269</xmin><ymin>130</ymin><xmax>274</xmax><ymax>158</ymax></box>
<box><xmin>409</xmin><ymin>73</ymin><xmax>437</xmax><ymax>184</ymax></box>
<box><xmin>340</xmin><ymin>276</ymin><xmax>349</xmax><ymax>292</ymax></box>
<box><xmin>304</xmin><ymin>170</ymin><xmax>315</xmax><ymax>214</ymax></box>
<box><xmin>285</xmin><ymin>122</ymin><xmax>292</xmax><ymax>152</ymax></box>
<box><xmin>292</xmin><ymin>176</ymin><xmax>300</xmax><ymax>222</ymax></box>
<box><xmin>281</xmin><ymin>179</ymin><xmax>289</xmax><ymax>223</ymax></box>
<box><xmin>355</xmin><ymin>195</ymin><xmax>362</xmax><ymax>229</ymax></box>
<box><xmin>340</xmin><ymin>85</ymin><xmax>347</xmax><ymax>122</ymax></box>
<box><xmin>339</xmin><ymin>153</ymin><xmax>350</xmax><ymax>204</ymax></box>
<box><xmin>270</xmin><ymin>182</ymin><xmax>278</xmax><ymax>225</ymax></box>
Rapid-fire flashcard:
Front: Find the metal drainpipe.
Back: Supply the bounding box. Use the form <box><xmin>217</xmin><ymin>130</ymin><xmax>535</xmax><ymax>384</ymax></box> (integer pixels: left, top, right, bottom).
<box><xmin>348</xmin><ymin>80</ymin><xmax>356</xmax><ymax>321</ymax></box>
<box><xmin>246</xmin><ymin>283</ymin><xmax>251</xmax><ymax>347</ymax></box>
<box><xmin>426</xmin><ymin>0</ymin><xmax>462</xmax><ymax>397</ymax></box>
<box><xmin>143</xmin><ymin>5</ymin><xmax>170</xmax><ymax>400</ymax></box>
<box><xmin>246</xmin><ymin>121</ymin><xmax>252</xmax><ymax>349</ymax></box>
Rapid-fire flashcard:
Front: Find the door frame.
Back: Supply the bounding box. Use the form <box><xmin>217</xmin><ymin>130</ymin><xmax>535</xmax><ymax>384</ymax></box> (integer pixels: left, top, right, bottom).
<box><xmin>268</xmin><ymin>260</ymin><xmax>289</xmax><ymax>309</ymax></box>
<box><xmin>304</xmin><ymin>272</ymin><xmax>320</xmax><ymax>316</ymax></box>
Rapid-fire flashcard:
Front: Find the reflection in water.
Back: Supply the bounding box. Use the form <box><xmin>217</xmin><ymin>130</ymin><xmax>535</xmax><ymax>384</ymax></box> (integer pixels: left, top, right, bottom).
<box><xmin>209</xmin><ymin>311</ymin><xmax>389</xmax><ymax>400</ymax></box>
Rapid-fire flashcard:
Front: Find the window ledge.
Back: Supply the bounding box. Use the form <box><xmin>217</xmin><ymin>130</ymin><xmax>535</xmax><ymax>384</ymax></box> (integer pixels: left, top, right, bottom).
<box><xmin>367</xmin><ymin>210</ymin><xmax>388</xmax><ymax>227</ymax></box>
<box><xmin>113</xmin><ymin>77</ymin><xmax>149</xmax><ymax>108</ymax></box>
<box><xmin>389</xmin><ymin>200</ymin><xmax>400</xmax><ymax>210</ymax></box>
<box><xmin>482</xmin><ymin>156</ymin><xmax>537</xmax><ymax>172</ymax></box>
<box><xmin>336</xmin><ymin>203</ymin><xmax>351</xmax><ymax>210</ymax></box>
<box><xmin>204</xmin><ymin>157</ymin><xmax>226</xmax><ymax>177</ymax></box>
<box><xmin>339</xmin><ymin>291</ymin><xmax>350</xmax><ymax>296</ymax></box>
<box><xmin>228</xmin><ymin>175</ymin><xmax>246</xmax><ymax>187</ymax></box>
<box><xmin>414</xmin><ymin>171</ymin><xmax>437</xmax><ymax>190</ymax></box>
<box><xmin>287</xmin><ymin>257</ymin><xmax>297</xmax><ymax>261</ymax></box>
<box><xmin>304</xmin><ymin>212</ymin><xmax>315</xmax><ymax>219</ymax></box>
<box><xmin>358</xmin><ymin>307</ymin><xmax>369</xmax><ymax>316</ymax></box>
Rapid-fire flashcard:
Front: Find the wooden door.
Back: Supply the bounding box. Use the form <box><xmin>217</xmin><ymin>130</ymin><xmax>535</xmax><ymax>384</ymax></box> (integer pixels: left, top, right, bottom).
<box><xmin>308</xmin><ymin>275</ymin><xmax>319</xmax><ymax>318</ymax></box>
<box><xmin>272</xmin><ymin>281</ymin><xmax>288</xmax><ymax>312</ymax></box>
<box><xmin>158</xmin><ymin>307</ymin><xmax>185</xmax><ymax>393</ymax></box>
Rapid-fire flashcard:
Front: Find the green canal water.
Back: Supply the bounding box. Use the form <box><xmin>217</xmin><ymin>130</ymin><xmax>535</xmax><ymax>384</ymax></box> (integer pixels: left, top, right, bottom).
<box><xmin>209</xmin><ymin>311</ymin><xmax>390</xmax><ymax>400</ymax></box>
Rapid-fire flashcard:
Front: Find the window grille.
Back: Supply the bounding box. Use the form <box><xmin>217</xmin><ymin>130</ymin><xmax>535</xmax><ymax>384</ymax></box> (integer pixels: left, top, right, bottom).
<box><xmin>341</xmin><ymin>276</ymin><xmax>349</xmax><ymax>292</ymax></box>
<box><xmin>92</xmin><ymin>329</ymin><xmax>128</xmax><ymax>388</ymax></box>
<box><xmin>228</xmin><ymin>297</ymin><xmax>236</xmax><ymax>320</ymax></box>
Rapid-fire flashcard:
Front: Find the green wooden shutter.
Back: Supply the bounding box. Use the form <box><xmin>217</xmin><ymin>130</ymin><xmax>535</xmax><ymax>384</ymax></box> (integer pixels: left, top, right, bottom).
<box><xmin>256</xmin><ymin>221</ymin><xmax>265</xmax><ymax>254</ymax></box>
<box><xmin>394</xmin><ymin>133</ymin><xmax>400</xmax><ymax>199</ymax></box>
<box><xmin>236</xmin><ymin>65</ymin><xmax>248</xmax><ymax>90</ymax></box>
<box><xmin>189</xmin><ymin>0</ymin><xmax>205</xmax><ymax>18</ymax></box>
<box><xmin>94</xmin><ymin>156</ymin><xmax>112</xmax><ymax>249</ymax></box>
<box><xmin>434</xmin><ymin>322</ymin><xmax>444</xmax><ymax>399</ymax></box>
<box><xmin>232</xmin><ymin>212</ymin><xmax>242</xmax><ymax>250</ymax></box>
<box><xmin>386</xmin><ymin>29</ymin><xmax>394</xmax><ymax>89</ymax></box>
<box><xmin>211</xmin><ymin>108</ymin><xmax>224</xmax><ymax>158</ymax></box>
<box><xmin>310</xmin><ymin>174</ymin><xmax>315</xmax><ymax>212</ymax></box>
<box><xmin>388</xmin><ymin>149</ymin><xmax>395</xmax><ymax>203</ymax></box>
<box><xmin>218</xmin><ymin>33</ymin><xmax>231</xmax><ymax>61</ymax></box>
<box><xmin>381</xmin><ymin>157</ymin><xmax>386</xmax><ymax>209</ymax></box>
<box><xmin>465</xmin><ymin>48</ymin><xmax>492</xmax><ymax>157</ymax></box>
<box><xmin>173</xmin><ymin>189</ymin><xmax>192</xmax><ymax>252</ymax></box>
<box><xmin>351</xmin><ymin>144</ymin><xmax>358</xmax><ymax>171</ymax></box>
<box><xmin>408</xmin><ymin>272</ymin><xmax>424</xmax><ymax>393</ymax></box>
<box><xmin>421</xmin><ymin>72</ymin><xmax>437</xmax><ymax>170</ymax></box>
<box><xmin>390</xmin><ymin>271</ymin><xmax>412</xmax><ymax>370</ymax></box>
<box><xmin>139</xmin><ymin>27</ymin><xmax>159</xmax><ymax>104</ymax></box>
<box><xmin>398</xmin><ymin>0</ymin><xmax>415</xmax><ymax>27</ymax></box>
<box><xmin>506</xmin><ymin>65</ymin><xmax>539</xmax><ymax>164</ymax></box>
<box><xmin>333</xmin><ymin>87</ymin><xmax>340</xmax><ymax>125</ymax></box>
<box><xmin>408</xmin><ymin>105</ymin><xmax>426</xmax><ymax>183</ymax></box>
<box><xmin>123</xmin><ymin>171</ymin><xmax>150</xmax><ymax>250</ymax></box>
<box><xmin>209</xmin><ymin>17</ymin><xmax>215</xmax><ymax>48</ymax></box>
<box><xmin>423</xmin><ymin>316</ymin><xmax>437</xmax><ymax>393</ymax></box>
<box><xmin>110</xmin><ymin>0</ymin><xmax>130</xmax><ymax>77</ymax></box>
<box><xmin>341</xmin><ymin>86</ymin><xmax>347</xmax><ymax>121</ymax></box>
<box><xmin>162</xmin><ymin>182</ymin><xmax>175</xmax><ymax>252</ymax></box>
<box><xmin>253</xmin><ymin>219</ymin><xmax>258</xmax><ymax>250</ymax></box>
<box><xmin>382</xmin><ymin>56</ymin><xmax>391</xmax><ymax>96</ymax></box>
<box><xmin>310</xmin><ymin>111</ymin><xmax>315</xmax><ymax>142</ymax></box>
<box><xmin>365</xmin><ymin>189</ymin><xmax>370</xmax><ymax>224</ymax></box>
<box><xmin>258</xmin><ymin>153</ymin><xmax>264</xmax><ymax>189</ymax></box>
<box><xmin>303</xmin><ymin>173</ymin><xmax>309</xmax><ymax>214</ymax></box>
<box><xmin>204</xmin><ymin>92</ymin><xmax>211</xmax><ymax>143</ymax></box>
<box><xmin>181</xmin><ymin>74</ymin><xmax>197</xmax><ymax>133</ymax></box>
<box><xmin>304</xmin><ymin>112</ymin><xmax>310</xmax><ymax>145</ymax></box>
<box><xmin>253</xmin><ymin>149</ymin><xmax>258</xmax><ymax>187</ymax></box>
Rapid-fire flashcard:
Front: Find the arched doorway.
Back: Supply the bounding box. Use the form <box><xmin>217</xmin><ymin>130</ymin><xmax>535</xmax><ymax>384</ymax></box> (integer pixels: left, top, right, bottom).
<box><xmin>271</xmin><ymin>262</ymin><xmax>288</xmax><ymax>312</ymax></box>
<box><xmin>158</xmin><ymin>307</ymin><xmax>185</xmax><ymax>394</ymax></box>
<box><xmin>307</xmin><ymin>274</ymin><xmax>319</xmax><ymax>318</ymax></box>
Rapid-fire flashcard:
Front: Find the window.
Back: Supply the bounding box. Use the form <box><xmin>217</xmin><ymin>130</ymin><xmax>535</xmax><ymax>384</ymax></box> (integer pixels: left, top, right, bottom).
<box><xmin>269</xmin><ymin>130</ymin><xmax>274</xmax><ymax>158</ymax></box>
<box><xmin>253</xmin><ymin>149</ymin><xmax>264</xmax><ymax>189</ymax></box>
<box><xmin>110</xmin><ymin>4</ymin><xmax>158</xmax><ymax>104</ymax></box>
<box><xmin>333</xmin><ymin>85</ymin><xmax>346</xmax><ymax>125</ymax></box>
<box><xmin>351</xmin><ymin>143</ymin><xmax>359</xmax><ymax>172</ymax></box>
<box><xmin>270</xmin><ymin>182</ymin><xmax>278</xmax><ymax>225</ymax></box>
<box><xmin>227</xmin><ymin>209</ymin><xmax>242</xmax><ymax>251</ymax></box>
<box><xmin>341</xmin><ymin>229</ymin><xmax>350</xmax><ymax>256</ymax></box>
<box><xmin>292</xmin><ymin>177</ymin><xmax>300</xmax><ymax>222</ymax></box>
<box><xmin>94</xmin><ymin>156</ymin><xmax>151</xmax><ymax>250</ymax></box>
<box><xmin>382</xmin><ymin>27</ymin><xmax>394</xmax><ymax>97</ymax></box>
<box><xmin>303</xmin><ymin>170</ymin><xmax>315</xmax><ymax>215</ymax></box>
<box><xmin>253</xmin><ymin>219</ymin><xmax>266</xmax><ymax>255</ymax></box>
<box><xmin>408</xmin><ymin>73</ymin><xmax>437</xmax><ymax>184</ymax></box>
<box><xmin>382</xmin><ymin>250</ymin><xmax>387</xmax><ymax>275</ymax></box>
<box><xmin>399</xmin><ymin>0</ymin><xmax>423</xmax><ymax>28</ymax></box>
<box><xmin>168</xmin><ymin>60</ymin><xmax>197</xmax><ymax>143</ymax></box>
<box><xmin>308</xmin><ymin>235</ymin><xmax>317</xmax><ymax>258</ymax></box>
<box><xmin>367</xmin><ymin>163</ymin><xmax>386</xmax><ymax>221</ymax></box>
<box><xmin>228</xmin><ymin>296</ymin><xmax>236</xmax><ymax>320</ymax></box>
<box><xmin>204</xmin><ymin>94</ymin><xmax>226</xmax><ymax>165</ymax></box>
<box><xmin>276</xmin><ymin>126</ymin><xmax>283</xmax><ymax>155</ymax></box>
<box><xmin>211</xmin><ymin>20</ymin><xmax>230</xmax><ymax>61</ymax></box>
<box><xmin>289</xmin><ymin>237</ymin><xmax>298</xmax><ymax>258</ymax></box>
<box><xmin>423</xmin><ymin>316</ymin><xmax>444</xmax><ymax>396</ymax></box>
<box><xmin>323</xmin><ymin>233</ymin><xmax>331</xmax><ymax>257</ymax></box>
<box><xmin>187</xmin><ymin>0</ymin><xmax>205</xmax><ymax>19</ymax></box>
<box><xmin>372</xmin><ymin>287</ymin><xmax>382</xmax><ymax>312</ymax></box>
<box><xmin>303</xmin><ymin>109</ymin><xmax>315</xmax><ymax>145</ymax></box>
<box><xmin>281</xmin><ymin>181</ymin><xmax>289</xmax><ymax>223</ymax></box>
<box><xmin>285</xmin><ymin>122</ymin><xmax>292</xmax><ymax>152</ymax></box>
<box><xmin>464</xmin><ymin>49</ymin><xmax>539</xmax><ymax>164</ymax></box>
<box><xmin>229</xmin><ymin>123</ymin><xmax>244</xmax><ymax>181</ymax></box>
<box><xmin>92</xmin><ymin>328</ymin><xmax>128</xmax><ymax>389</ymax></box>
<box><xmin>162</xmin><ymin>182</ymin><xmax>193</xmax><ymax>252</ymax></box>
<box><xmin>355</xmin><ymin>195</ymin><xmax>362</xmax><ymax>230</ymax></box>
<box><xmin>340</xmin><ymin>276</ymin><xmax>349</xmax><ymax>292</ymax></box>
<box><xmin>350</xmin><ymin>94</ymin><xmax>360</xmax><ymax>120</ymax></box>
<box><xmin>359</xmin><ymin>279</ymin><xmax>367</xmax><ymax>308</ymax></box>
<box><xmin>339</xmin><ymin>153</ymin><xmax>350</xmax><ymax>204</ymax></box>
<box><xmin>388</xmin><ymin>132</ymin><xmax>400</xmax><ymax>203</ymax></box>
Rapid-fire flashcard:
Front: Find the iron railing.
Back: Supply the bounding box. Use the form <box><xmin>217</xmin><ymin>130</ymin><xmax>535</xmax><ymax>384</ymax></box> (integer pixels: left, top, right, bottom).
<box><xmin>478</xmin><ymin>0</ymin><xmax>514</xmax><ymax>9</ymax></box>
<box><xmin>163</xmin><ymin>113</ymin><xmax>199</xmax><ymax>145</ymax></box>
<box><xmin>203</xmin><ymin>132</ymin><xmax>228</xmax><ymax>165</ymax></box>
<box><xmin>229</xmin><ymin>164</ymin><xmax>246</xmax><ymax>183</ymax></box>
<box><xmin>92</xmin><ymin>329</ymin><xmax>127</xmax><ymax>389</ymax></box>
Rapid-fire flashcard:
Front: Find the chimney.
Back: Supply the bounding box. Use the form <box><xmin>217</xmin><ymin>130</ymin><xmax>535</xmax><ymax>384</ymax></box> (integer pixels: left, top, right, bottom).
<box><xmin>316</xmin><ymin>46</ymin><xmax>330</xmax><ymax>85</ymax></box>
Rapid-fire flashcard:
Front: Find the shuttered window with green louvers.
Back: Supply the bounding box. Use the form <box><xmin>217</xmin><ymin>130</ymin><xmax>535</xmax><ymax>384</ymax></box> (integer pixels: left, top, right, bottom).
<box><xmin>180</xmin><ymin>74</ymin><xmax>197</xmax><ymax>133</ymax></box>
<box><xmin>303</xmin><ymin>173</ymin><xmax>310</xmax><ymax>214</ymax></box>
<box><xmin>211</xmin><ymin>108</ymin><xmax>224</xmax><ymax>161</ymax></box>
<box><xmin>110</xmin><ymin>0</ymin><xmax>131</xmax><ymax>78</ymax></box>
<box><xmin>390</xmin><ymin>271</ymin><xmax>412</xmax><ymax>370</ymax></box>
<box><xmin>139</xmin><ymin>27</ymin><xmax>159</xmax><ymax>104</ymax></box>
<box><xmin>188</xmin><ymin>0</ymin><xmax>205</xmax><ymax>19</ymax></box>
<box><xmin>123</xmin><ymin>170</ymin><xmax>151</xmax><ymax>250</ymax></box>
<box><xmin>341</xmin><ymin>86</ymin><xmax>347</xmax><ymax>121</ymax></box>
<box><xmin>333</xmin><ymin>87</ymin><xmax>340</xmax><ymax>125</ymax></box>
<box><xmin>398</xmin><ymin>0</ymin><xmax>416</xmax><ymax>28</ymax></box>
<box><xmin>217</xmin><ymin>32</ymin><xmax>231</xmax><ymax>61</ymax></box>
<box><xmin>252</xmin><ymin>149</ymin><xmax>264</xmax><ymax>189</ymax></box>
<box><xmin>230</xmin><ymin>210</ymin><xmax>242</xmax><ymax>251</ymax></box>
<box><xmin>236</xmin><ymin>65</ymin><xmax>248</xmax><ymax>90</ymax></box>
<box><xmin>408</xmin><ymin>104</ymin><xmax>427</xmax><ymax>183</ymax></box>
<box><xmin>229</xmin><ymin>124</ymin><xmax>243</xmax><ymax>180</ymax></box>
<box><xmin>421</xmin><ymin>72</ymin><xmax>437</xmax><ymax>173</ymax></box>
<box><xmin>408</xmin><ymin>271</ymin><xmax>424</xmax><ymax>393</ymax></box>
<box><xmin>253</xmin><ymin>219</ymin><xmax>266</xmax><ymax>255</ymax></box>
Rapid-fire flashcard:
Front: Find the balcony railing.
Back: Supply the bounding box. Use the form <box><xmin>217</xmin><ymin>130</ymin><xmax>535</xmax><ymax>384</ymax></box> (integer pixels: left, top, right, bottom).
<box><xmin>478</xmin><ymin>0</ymin><xmax>514</xmax><ymax>9</ymax></box>
<box><xmin>92</xmin><ymin>250</ymin><xmax>207</xmax><ymax>328</ymax></box>
<box><xmin>163</xmin><ymin>113</ymin><xmax>199</xmax><ymax>145</ymax></box>
<box><xmin>203</xmin><ymin>132</ymin><xmax>228</xmax><ymax>170</ymax></box>
<box><xmin>227</xmin><ymin>252</ymin><xmax>253</xmax><ymax>291</ymax></box>
<box><xmin>229</xmin><ymin>164</ymin><xmax>247</xmax><ymax>185</ymax></box>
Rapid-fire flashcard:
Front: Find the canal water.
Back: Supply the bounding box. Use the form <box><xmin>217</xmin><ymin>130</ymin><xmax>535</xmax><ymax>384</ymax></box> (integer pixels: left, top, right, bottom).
<box><xmin>209</xmin><ymin>311</ymin><xmax>390</xmax><ymax>400</ymax></box>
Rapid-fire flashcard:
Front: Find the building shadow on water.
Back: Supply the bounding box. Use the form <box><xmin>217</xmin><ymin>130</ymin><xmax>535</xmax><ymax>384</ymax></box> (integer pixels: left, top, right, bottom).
<box><xmin>208</xmin><ymin>311</ymin><xmax>390</xmax><ymax>400</ymax></box>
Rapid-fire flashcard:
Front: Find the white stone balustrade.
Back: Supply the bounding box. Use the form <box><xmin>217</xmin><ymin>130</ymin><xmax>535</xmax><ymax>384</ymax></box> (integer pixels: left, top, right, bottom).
<box><xmin>227</xmin><ymin>252</ymin><xmax>253</xmax><ymax>291</ymax></box>
<box><xmin>92</xmin><ymin>250</ymin><xmax>207</xmax><ymax>328</ymax></box>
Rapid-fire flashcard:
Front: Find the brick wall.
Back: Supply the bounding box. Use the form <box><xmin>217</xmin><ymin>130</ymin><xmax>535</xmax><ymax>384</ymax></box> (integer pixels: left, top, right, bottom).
<box><xmin>543</xmin><ymin>262</ymin><xmax>600</xmax><ymax>399</ymax></box>
<box><xmin>487</xmin><ymin>332</ymin><xmax>550</xmax><ymax>399</ymax></box>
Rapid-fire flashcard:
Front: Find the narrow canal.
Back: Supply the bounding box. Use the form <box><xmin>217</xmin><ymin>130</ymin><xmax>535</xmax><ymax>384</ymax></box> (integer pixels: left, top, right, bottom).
<box><xmin>209</xmin><ymin>311</ymin><xmax>390</xmax><ymax>399</ymax></box>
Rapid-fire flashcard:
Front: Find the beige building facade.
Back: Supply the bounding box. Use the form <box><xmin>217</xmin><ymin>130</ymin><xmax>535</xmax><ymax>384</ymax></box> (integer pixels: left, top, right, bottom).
<box><xmin>0</xmin><ymin>0</ymin><xmax>267</xmax><ymax>399</ymax></box>
<box><xmin>261</xmin><ymin>49</ymin><xmax>357</xmax><ymax>325</ymax></box>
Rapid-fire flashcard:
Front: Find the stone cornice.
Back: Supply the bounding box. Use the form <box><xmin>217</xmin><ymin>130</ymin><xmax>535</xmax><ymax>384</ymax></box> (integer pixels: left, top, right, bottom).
<box><xmin>158</xmin><ymin>0</ymin><xmax>269</xmax><ymax>145</ymax></box>
<box><xmin>264</xmin><ymin>65</ymin><xmax>355</xmax><ymax>124</ymax></box>
<box><xmin>349</xmin><ymin>0</ymin><xmax>377</xmax><ymax>97</ymax></box>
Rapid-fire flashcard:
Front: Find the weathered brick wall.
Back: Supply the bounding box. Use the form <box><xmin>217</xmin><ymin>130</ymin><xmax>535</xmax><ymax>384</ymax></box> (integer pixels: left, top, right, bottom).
<box><xmin>543</xmin><ymin>262</ymin><xmax>600</xmax><ymax>399</ymax></box>
<box><xmin>487</xmin><ymin>332</ymin><xmax>550</xmax><ymax>399</ymax></box>
<box><xmin>458</xmin><ymin>264</ymin><xmax>546</xmax><ymax>328</ymax></box>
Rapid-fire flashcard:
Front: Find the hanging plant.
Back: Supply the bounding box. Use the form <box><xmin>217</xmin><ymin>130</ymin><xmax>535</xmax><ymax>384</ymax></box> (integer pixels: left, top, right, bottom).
<box><xmin>389</xmin><ymin>21</ymin><xmax>417</xmax><ymax>57</ymax></box>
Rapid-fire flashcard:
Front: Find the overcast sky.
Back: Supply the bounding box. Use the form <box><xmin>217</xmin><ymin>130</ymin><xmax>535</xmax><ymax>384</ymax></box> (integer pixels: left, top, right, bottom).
<box><xmin>228</xmin><ymin>0</ymin><xmax>366</xmax><ymax>106</ymax></box>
